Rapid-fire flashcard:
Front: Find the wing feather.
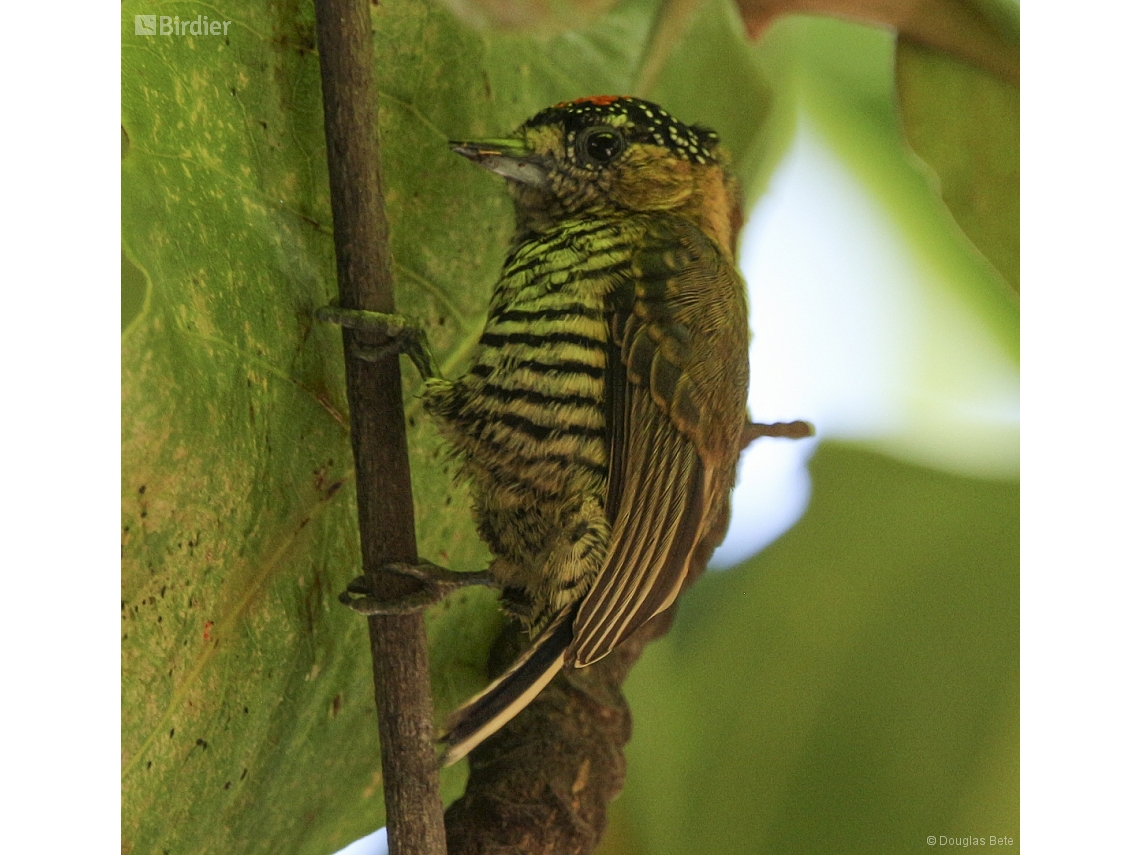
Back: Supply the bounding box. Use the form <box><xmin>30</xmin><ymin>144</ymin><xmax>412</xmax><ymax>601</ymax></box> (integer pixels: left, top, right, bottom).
<box><xmin>571</xmin><ymin>390</ymin><xmax>703</xmax><ymax>665</ymax></box>
<box><xmin>569</xmin><ymin>213</ymin><xmax>745</xmax><ymax>668</ymax></box>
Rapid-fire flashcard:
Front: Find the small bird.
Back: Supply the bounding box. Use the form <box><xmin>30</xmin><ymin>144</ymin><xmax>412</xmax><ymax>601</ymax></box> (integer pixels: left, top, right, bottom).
<box><xmin>322</xmin><ymin>96</ymin><xmax>806</xmax><ymax>765</ymax></box>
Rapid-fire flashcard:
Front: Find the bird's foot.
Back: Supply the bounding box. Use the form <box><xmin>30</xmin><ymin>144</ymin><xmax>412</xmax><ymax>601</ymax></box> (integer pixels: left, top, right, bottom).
<box><xmin>316</xmin><ymin>305</ymin><xmax>440</xmax><ymax>380</ymax></box>
<box><xmin>338</xmin><ymin>561</ymin><xmax>496</xmax><ymax>615</ymax></box>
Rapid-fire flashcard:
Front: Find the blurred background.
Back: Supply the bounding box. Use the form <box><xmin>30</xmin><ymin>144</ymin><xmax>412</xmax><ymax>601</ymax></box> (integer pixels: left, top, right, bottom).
<box><xmin>122</xmin><ymin>2</ymin><xmax>1018</xmax><ymax>853</ymax></box>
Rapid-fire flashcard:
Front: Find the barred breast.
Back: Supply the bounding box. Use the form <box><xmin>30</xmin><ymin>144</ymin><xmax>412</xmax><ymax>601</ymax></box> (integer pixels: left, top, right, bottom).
<box><xmin>424</xmin><ymin>218</ymin><xmax>632</xmax><ymax>591</ymax></box>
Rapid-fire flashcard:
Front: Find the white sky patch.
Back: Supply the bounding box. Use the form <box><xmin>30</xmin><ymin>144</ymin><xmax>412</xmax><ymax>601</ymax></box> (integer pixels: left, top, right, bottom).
<box><xmin>740</xmin><ymin>125</ymin><xmax>918</xmax><ymax>440</ymax></box>
<box><xmin>333</xmin><ymin>826</ymin><xmax>387</xmax><ymax>855</ymax></box>
<box><xmin>712</xmin><ymin>116</ymin><xmax>1019</xmax><ymax>569</ymax></box>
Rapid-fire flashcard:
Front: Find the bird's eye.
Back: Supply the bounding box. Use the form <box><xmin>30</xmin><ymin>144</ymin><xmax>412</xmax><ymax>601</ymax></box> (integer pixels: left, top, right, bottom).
<box><xmin>578</xmin><ymin>127</ymin><xmax>625</xmax><ymax>166</ymax></box>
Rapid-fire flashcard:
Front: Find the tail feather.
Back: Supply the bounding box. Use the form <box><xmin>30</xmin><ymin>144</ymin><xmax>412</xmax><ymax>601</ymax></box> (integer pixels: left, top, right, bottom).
<box><xmin>441</xmin><ymin>609</ymin><xmax>575</xmax><ymax>766</ymax></box>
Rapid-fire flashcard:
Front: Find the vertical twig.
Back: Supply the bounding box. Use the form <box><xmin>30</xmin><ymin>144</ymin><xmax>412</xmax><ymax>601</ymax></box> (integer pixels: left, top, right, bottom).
<box><xmin>312</xmin><ymin>2</ymin><xmax>448</xmax><ymax>852</ymax></box>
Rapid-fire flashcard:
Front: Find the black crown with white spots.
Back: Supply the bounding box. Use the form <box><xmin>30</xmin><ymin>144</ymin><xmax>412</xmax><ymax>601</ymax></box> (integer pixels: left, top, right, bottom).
<box><xmin>523</xmin><ymin>96</ymin><xmax>720</xmax><ymax>166</ymax></box>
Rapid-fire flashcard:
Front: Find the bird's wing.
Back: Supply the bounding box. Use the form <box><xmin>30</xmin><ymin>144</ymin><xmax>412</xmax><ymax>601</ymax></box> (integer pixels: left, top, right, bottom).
<box><xmin>569</xmin><ymin>214</ymin><xmax>747</xmax><ymax>667</ymax></box>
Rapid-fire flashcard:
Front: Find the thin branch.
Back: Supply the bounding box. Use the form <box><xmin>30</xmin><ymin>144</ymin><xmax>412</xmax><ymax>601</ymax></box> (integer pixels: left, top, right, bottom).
<box><xmin>312</xmin><ymin>2</ymin><xmax>447</xmax><ymax>853</ymax></box>
<box><xmin>740</xmin><ymin>419</ymin><xmax>815</xmax><ymax>449</ymax></box>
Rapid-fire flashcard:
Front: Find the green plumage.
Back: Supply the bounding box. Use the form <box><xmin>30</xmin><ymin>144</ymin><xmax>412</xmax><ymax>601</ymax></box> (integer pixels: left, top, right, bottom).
<box><xmin>423</xmin><ymin>218</ymin><xmax>621</xmax><ymax>629</ymax></box>
<box><xmin>435</xmin><ymin>99</ymin><xmax>751</xmax><ymax>761</ymax></box>
<box><xmin>324</xmin><ymin>96</ymin><xmax>753</xmax><ymax>763</ymax></box>
<box><xmin>423</xmin><ymin>207</ymin><xmax>748</xmax><ymax>655</ymax></box>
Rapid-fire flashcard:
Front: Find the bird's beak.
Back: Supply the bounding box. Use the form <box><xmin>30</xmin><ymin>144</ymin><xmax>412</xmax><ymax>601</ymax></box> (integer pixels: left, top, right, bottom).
<box><xmin>449</xmin><ymin>139</ymin><xmax>548</xmax><ymax>187</ymax></box>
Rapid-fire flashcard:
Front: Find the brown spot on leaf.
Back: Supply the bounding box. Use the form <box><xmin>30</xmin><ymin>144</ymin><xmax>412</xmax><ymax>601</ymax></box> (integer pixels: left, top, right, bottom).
<box><xmin>313</xmin><ymin>464</ymin><xmax>328</xmax><ymax>488</ymax></box>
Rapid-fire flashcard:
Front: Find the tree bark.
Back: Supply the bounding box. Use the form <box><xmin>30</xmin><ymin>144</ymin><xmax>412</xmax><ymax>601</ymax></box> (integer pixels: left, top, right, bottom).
<box><xmin>444</xmin><ymin>612</ymin><xmax>675</xmax><ymax>854</ymax></box>
<box><xmin>312</xmin><ymin>2</ymin><xmax>448</xmax><ymax>853</ymax></box>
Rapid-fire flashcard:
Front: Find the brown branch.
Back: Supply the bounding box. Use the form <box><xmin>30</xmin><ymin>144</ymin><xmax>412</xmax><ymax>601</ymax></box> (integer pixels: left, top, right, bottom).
<box><xmin>312</xmin><ymin>2</ymin><xmax>447</xmax><ymax>853</ymax></box>
<box><xmin>444</xmin><ymin>608</ymin><xmax>676</xmax><ymax>854</ymax></box>
<box><xmin>740</xmin><ymin>419</ymin><xmax>815</xmax><ymax>449</ymax></box>
<box><xmin>736</xmin><ymin>0</ymin><xmax>1019</xmax><ymax>85</ymax></box>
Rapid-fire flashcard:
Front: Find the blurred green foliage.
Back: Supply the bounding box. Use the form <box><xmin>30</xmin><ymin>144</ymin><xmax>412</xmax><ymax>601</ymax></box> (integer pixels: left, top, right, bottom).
<box><xmin>898</xmin><ymin>38</ymin><xmax>1019</xmax><ymax>292</ymax></box>
<box><xmin>121</xmin><ymin>0</ymin><xmax>1017</xmax><ymax>852</ymax></box>
<box><xmin>605</xmin><ymin>443</ymin><xmax>1018</xmax><ymax>855</ymax></box>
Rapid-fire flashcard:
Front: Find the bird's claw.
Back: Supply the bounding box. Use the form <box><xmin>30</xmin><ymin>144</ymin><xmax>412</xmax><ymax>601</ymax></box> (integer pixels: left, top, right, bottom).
<box><xmin>316</xmin><ymin>305</ymin><xmax>440</xmax><ymax>380</ymax></box>
<box><xmin>338</xmin><ymin>561</ymin><xmax>496</xmax><ymax>616</ymax></box>
<box><xmin>387</xmin><ymin>560</ymin><xmax>497</xmax><ymax>590</ymax></box>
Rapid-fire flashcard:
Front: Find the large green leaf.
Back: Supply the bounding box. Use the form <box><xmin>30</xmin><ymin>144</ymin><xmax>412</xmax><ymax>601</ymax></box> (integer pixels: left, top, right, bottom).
<box><xmin>607</xmin><ymin>443</ymin><xmax>1019</xmax><ymax>854</ymax></box>
<box><xmin>897</xmin><ymin>32</ymin><xmax>1020</xmax><ymax>293</ymax></box>
<box><xmin>121</xmin><ymin>1</ymin><xmax>773</xmax><ymax>852</ymax></box>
